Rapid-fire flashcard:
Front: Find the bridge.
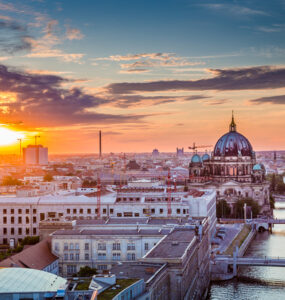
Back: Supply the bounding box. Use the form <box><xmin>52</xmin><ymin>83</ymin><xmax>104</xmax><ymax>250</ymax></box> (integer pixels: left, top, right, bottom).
<box><xmin>214</xmin><ymin>255</ymin><xmax>285</xmax><ymax>267</ymax></box>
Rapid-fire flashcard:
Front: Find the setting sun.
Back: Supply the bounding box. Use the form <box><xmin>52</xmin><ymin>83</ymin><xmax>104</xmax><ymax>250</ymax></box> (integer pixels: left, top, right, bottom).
<box><xmin>0</xmin><ymin>127</ymin><xmax>24</xmax><ymax>146</ymax></box>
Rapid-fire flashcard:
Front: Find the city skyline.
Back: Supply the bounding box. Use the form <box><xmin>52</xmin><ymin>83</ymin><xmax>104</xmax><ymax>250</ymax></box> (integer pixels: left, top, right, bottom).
<box><xmin>0</xmin><ymin>0</ymin><xmax>284</xmax><ymax>153</ymax></box>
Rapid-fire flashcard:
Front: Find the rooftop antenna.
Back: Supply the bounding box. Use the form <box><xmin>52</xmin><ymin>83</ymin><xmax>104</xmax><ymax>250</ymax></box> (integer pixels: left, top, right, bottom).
<box><xmin>99</xmin><ymin>130</ymin><xmax>102</xmax><ymax>158</ymax></box>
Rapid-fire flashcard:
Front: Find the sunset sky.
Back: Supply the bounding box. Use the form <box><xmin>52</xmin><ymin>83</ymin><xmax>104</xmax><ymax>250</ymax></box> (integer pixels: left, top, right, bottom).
<box><xmin>0</xmin><ymin>0</ymin><xmax>284</xmax><ymax>154</ymax></box>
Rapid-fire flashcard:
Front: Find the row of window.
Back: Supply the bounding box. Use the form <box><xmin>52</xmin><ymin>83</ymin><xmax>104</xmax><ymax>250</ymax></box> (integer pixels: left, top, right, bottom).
<box><xmin>3</xmin><ymin>227</ymin><xmax>37</xmax><ymax>235</ymax></box>
<box><xmin>3</xmin><ymin>216</ymin><xmax>37</xmax><ymax>224</ymax></box>
<box><xmin>59</xmin><ymin>242</ymin><xmax>136</xmax><ymax>251</ymax></box>
<box><xmin>63</xmin><ymin>252</ymin><xmax>136</xmax><ymax>261</ymax></box>
<box><xmin>2</xmin><ymin>208</ymin><xmax>37</xmax><ymax>214</ymax></box>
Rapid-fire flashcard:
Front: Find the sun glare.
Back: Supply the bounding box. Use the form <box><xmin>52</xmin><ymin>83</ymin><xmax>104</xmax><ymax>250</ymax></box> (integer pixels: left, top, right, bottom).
<box><xmin>0</xmin><ymin>127</ymin><xmax>24</xmax><ymax>146</ymax></box>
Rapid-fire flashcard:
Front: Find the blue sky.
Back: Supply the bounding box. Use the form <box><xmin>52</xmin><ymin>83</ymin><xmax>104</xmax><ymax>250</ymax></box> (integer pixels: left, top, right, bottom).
<box><xmin>0</xmin><ymin>0</ymin><xmax>284</xmax><ymax>153</ymax></box>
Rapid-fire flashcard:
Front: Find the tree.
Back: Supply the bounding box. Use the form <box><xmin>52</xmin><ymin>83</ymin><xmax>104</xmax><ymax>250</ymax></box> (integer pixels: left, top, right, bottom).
<box><xmin>216</xmin><ymin>199</ymin><xmax>231</xmax><ymax>218</ymax></box>
<box><xmin>77</xmin><ymin>266</ymin><xmax>97</xmax><ymax>277</ymax></box>
<box><xmin>44</xmin><ymin>173</ymin><xmax>53</xmax><ymax>182</ymax></box>
<box><xmin>235</xmin><ymin>197</ymin><xmax>260</xmax><ymax>218</ymax></box>
<box><xmin>2</xmin><ymin>176</ymin><xmax>22</xmax><ymax>186</ymax></box>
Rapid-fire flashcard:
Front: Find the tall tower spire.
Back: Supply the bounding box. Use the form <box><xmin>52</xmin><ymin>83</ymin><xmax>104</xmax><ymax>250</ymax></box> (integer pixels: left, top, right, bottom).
<box><xmin>229</xmin><ymin>110</ymin><xmax>236</xmax><ymax>132</ymax></box>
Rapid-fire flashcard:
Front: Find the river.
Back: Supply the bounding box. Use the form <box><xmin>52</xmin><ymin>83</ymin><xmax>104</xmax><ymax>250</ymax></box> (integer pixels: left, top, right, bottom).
<box><xmin>207</xmin><ymin>201</ymin><xmax>285</xmax><ymax>300</ymax></box>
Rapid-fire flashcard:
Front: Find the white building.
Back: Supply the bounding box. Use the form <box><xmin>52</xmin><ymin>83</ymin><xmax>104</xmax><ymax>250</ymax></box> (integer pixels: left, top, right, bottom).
<box><xmin>0</xmin><ymin>187</ymin><xmax>216</xmax><ymax>245</ymax></box>
<box><xmin>23</xmin><ymin>145</ymin><xmax>48</xmax><ymax>165</ymax></box>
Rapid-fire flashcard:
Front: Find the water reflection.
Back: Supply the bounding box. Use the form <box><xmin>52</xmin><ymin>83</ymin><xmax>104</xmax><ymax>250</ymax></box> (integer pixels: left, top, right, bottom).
<box><xmin>208</xmin><ymin>202</ymin><xmax>285</xmax><ymax>300</ymax></box>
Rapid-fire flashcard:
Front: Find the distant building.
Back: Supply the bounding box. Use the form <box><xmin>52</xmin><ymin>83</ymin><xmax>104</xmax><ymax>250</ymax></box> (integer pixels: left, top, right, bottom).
<box><xmin>176</xmin><ymin>147</ymin><xmax>184</xmax><ymax>157</ymax></box>
<box><xmin>152</xmin><ymin>149</ymin><xmax>159</xmax><ymax>156</ymax></box>
<box><xmin>126</xmin><ymin>159</ymin><xmax>140</xmax><ymax>170</ymax></box>
<box><xmin>23</xmin><ymin>145</ymin><xmax>48</xmax><ymax>165</ymax></box>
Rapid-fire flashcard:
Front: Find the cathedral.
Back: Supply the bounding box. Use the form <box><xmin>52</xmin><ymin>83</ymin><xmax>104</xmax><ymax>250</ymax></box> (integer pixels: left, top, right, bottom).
<box><xmin>188</xmin><ymin>114</ymin><xmax>270</xmax><ymax>214</ymax></box>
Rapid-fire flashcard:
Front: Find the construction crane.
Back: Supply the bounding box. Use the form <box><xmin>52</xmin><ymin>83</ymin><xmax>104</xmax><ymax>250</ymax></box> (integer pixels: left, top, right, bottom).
<box><xmin>188</xmin><ymin>142</ymin><xmax>212</xmax><ymax>153</ymax></box>
<box><xmin>34</xmin><ymin>135</ymin><xmax>41</xmax><ymax>145</ymax></box>
<box><xmin>167</xmin><ymin>170</ymin><xmax>172</xmax><ymax>217</ymax></box>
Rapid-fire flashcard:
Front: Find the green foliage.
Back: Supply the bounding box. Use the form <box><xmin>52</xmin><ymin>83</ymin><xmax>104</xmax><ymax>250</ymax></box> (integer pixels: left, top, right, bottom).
<box><xmin>1</xmin><ymin>176</ymin><xmax>22</xmax><ymax>186</ymax></box>
<box><xmin>268</xmin><ymin>173</ymin><xmax>285</xmax><ymax>194</ymax></box>
<box><xmin>21</xmin><ymin>236</ymin><xmax>40</xmax><ymax>245</ymax></box>
<box><xmin>43</xmin><ymin>173</ymin><xmax>53</xmax><ymax>182</ymax></box>
<box><xmin>235</xmin><ymin>197</ymin><xmax>260</xmax><ymax>218</ymax></box>
<box><xmin>216</xmin><ymin>199</ymin><xmax>231</xmax><ymax>218</ymax></box>
<box><xmin>77</xmin><ymin>266</ymin><xmax>97</xmax><ymax>277</ymax></box>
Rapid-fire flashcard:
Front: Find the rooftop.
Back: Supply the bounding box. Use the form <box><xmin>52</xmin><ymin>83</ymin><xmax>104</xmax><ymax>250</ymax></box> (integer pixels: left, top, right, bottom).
<box><xmin>0</xmin><ymin>268</ymin><xmax>67</xmax><ymax>293</ymax></box>
<box><xmin>145</xmin><ymin>229</ymin><xmax>196</xmax><ymax>259</ymax></box>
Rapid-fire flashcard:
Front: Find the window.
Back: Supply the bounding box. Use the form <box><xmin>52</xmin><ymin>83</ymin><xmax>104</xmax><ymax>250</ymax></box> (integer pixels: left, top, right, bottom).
<box><xmin>70</xmin><ymin>253</ymin><xmax>74</xmax><ymax>260</ymax></box>
<box><xmin>40</xmin><ymin>213</ymin><xmax>45</xmax><ymax>221</ymax></box>
<box><xmin>54</xmin><ymin>243</ymin><xmax>59</xmax><ymax>251</ymax></box>
<box><xmin>85</xmin><ymin>243</ymin><xmax>89</xmax><ymax>250</ymax></box>
<box><xmin>11</xmin><ymin>217</ymin><xmax>14</xmax><ymax>224</ymax></box>
<box><xmin>18</xmin><ymin>228</ymin><xmax>22</xmax><ymax>235</ymax></box>
<box><xmin>144</xmin><ymin>243</ymin><xmax>149</xmax><ymax>251</ymax></box>
<box><xmin>79</xmin><ymin>208</ymin><xmax>83</xmax><ymax>214</ymax></box>
<box><xmin>103</xmin><ymin>208</ymin><xmax>107</xmax><ymax>214</ymax></box>
<box><xmin>177</xmin><ymin>209</ymin><xmax>181</xmax><ymax>214</ymax></box>
<box><xmin>64</xmin><ymin>253</ymin><xmax>68</xmax><ymax>260</ymax></box>
<box><xmin>75</xmin><ymin>243</ymin><xmax>79</xmax><ymax>250</ymax></box>
<box><xmin>151</xmin><ymin>208</ymin><xmax>155</xmax><ymax>214</ymax></box>
<box><xmin>64</xmin><ymin>243</ymin><xmax>68</xmax><ymax>250</ymax></box>
<box><xmin>67</xmin><ymin>265</ymin><xmax>76</xmax><ymax>275</ymax></box>
<box><xmin>97</xmin><ymin>265</ymin><xmax>107</xmax><ymax>270</ymax></box>
<box><xmin>26</xmin><ymin>217</ymin><xmax>29</xmax><ymax>224</ymax></box>
<box><xmin>95</xmin><ymin>208</ymin><xmax>98</xmax><ymax>214</ymax></box>
<box><xmin>87</xmin><ymin>209</ymin><xmax>91</xmax><ymax>214</ymax></box>
<box><xmin>3</xmin><ymin>209</ymin><xmax>6</xmax><ymax>214</ymax></box>
<box><xmin>134</xmin><ymin>213</ymin><xmax>140</xmax><ymax>217</ymax></box>
<box><xmin>112</xmin><ymin>243</ymin><xmax>121</xmax><ymax>250</ymax></box>
<box><xmin>11</xmin><ymin>209</ymin><xmax>14</xmax><ymax>214</ymax></box>
<box><xmin>70</xmin><ymin>243</ymin><xmax>74</xmax><ymax>250</ymax></box>
<box><xmin>3</xmin><ymin>216</ymin><xmax>7</xmax><ymax>224</ymax></box>
<box><xmin>73</xmin><ymin>209</ymin><xmax>77</xmax><ymax>214</ymax></box>
<box><xmin>33</xmin><ymin>216</ymin><xmax>36</xmax><ymax>224</ymax></box>
<box><xmin>85</xmin><ymin>253</ymin><xmax>89</xmax><ymax>260</ymax></box>
<box><xmin>75</xmin><ymin>253</ymin><xmax>80</xmax><ymax>261</ymax></box>
<box><xmin>11</xmin><ymin>228</ymin><xmax>14</xmax><ymax>235</ymax></box>
<box><xmin>26</xmin><ymin>209</ymin><xmax>29</xmax><ymax>214</ymax></box>
<box><xmin>18</xmin><ymin>216</ymin><xmax>22</xmax><ymax>224</ymax></box>
<box><xmin>160</xmin><ymin>208</ymin><xmax>163</xmax><ymax>214</ymax></box>
<box><xmin>33</xmin><ymin>228</ymin><xmax>37</xmax><ymax>235</ymax></box>
<box><xmin>117</xmin><ymin>213</ymin><xmax>122</xmax><ymax>217</ymax></box>
<box><xmin>127</xmin><ymin>253</ymin><xmax>136</xmax><ymax>261</ymax></box>
<box><xmin>48</xmin><ymin>212</ymin><xmax>56</xmax><ymax>218</ymax></box>
<box><xmin>26</xmin><ymin>228</ymin><xmax>29</xmax><ymax>235</ymax></box>
<box><xmin>67</xmin><ymin>208</ymin><xmax>70</xmax><ymax>214</ymax></box>
<box><xmin>18</xmin><ymin>209</ymin><xmax>22</xmax><ymax>214</ymax></box>
<box><xmin>33</xmin><ymin>209</ymin><xmax>37</xmax><ymax>214</ymax></box>
<box><xmin>127</xmin><ymin>242</ymin><xmax>135</xmax><ymax>250</ymax></box>
<box><xmin>3</xmin><ymin>238</ymin><xmax>7</xmax><ymax>244</ymax></box>
<box><xmin>110</xmin><ymin>208</ymin><xmax>114</xmax><ymax>214</ymax></box>
<box><xmin>112</xmin><ymin>253</ymin><xmax>121</xmax><ymax>261</ymax></box>
<box><xmin>98</xmin><ymin>243</ymin><xmax>106</xmax><ymax>250</ymax></box>
<box><xmin>3</xmin><ymin>228</ymin><xmax>7</xmax><ymax>235</ymax></box>
<box><xmin>98</xmin><ymin>253</ymin><xmax>106</xmax><ymax>260</ymax></box>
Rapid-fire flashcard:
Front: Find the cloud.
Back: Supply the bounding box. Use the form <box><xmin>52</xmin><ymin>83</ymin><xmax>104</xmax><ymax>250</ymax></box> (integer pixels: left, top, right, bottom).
<box><xmin>256</xmin><ymin>24</ymin><xmax>285</xmax><ymax>33</ymax></box>
<box><xmin>201</xmin><ymin>3</ymin><xmax>269</xmax><ymax>16</ymax></box>
<box><xmin>250</xmin><ymin>95</ymin><xmax>285</xmax><ymax>105</ymax></box>
<box><xmin>94</xmin><ymin>52</ymin><xmax>204</xmax><ymax>73</ymax></box>
<box><xmin>66</xmin><ymin>27</ymin><xmax>84</xmax><ymax>40</ymax></box>
<box><xmin>0</xmin><ymin>19</ymin><xmax>32</xmax><ymax>54</ymax></box>
<box><xmin>0</xmin><ymin>64</ymin><xmax>146</xmax><ymax>127</ymax></box>
<box><xmin>106</xmin><ymin>66</ymin><xmax>285</xmax><ymax>94</ymax></box>
<box><xmin>25</xmin><ymin>19</ymin><xmax>85</xmax><ymax>63</ymax></box>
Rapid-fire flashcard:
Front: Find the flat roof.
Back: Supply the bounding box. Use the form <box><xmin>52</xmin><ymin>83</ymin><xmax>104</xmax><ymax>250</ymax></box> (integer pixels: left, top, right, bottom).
<box><xmin>145</xmin><ymin>229</ymin><xmax>196</xmax><ymax>259</ymax></box>
<box><xmin>0</xmin><ymin>268</ymin><xmax>67</xmax><ymax>293</ymax></box>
